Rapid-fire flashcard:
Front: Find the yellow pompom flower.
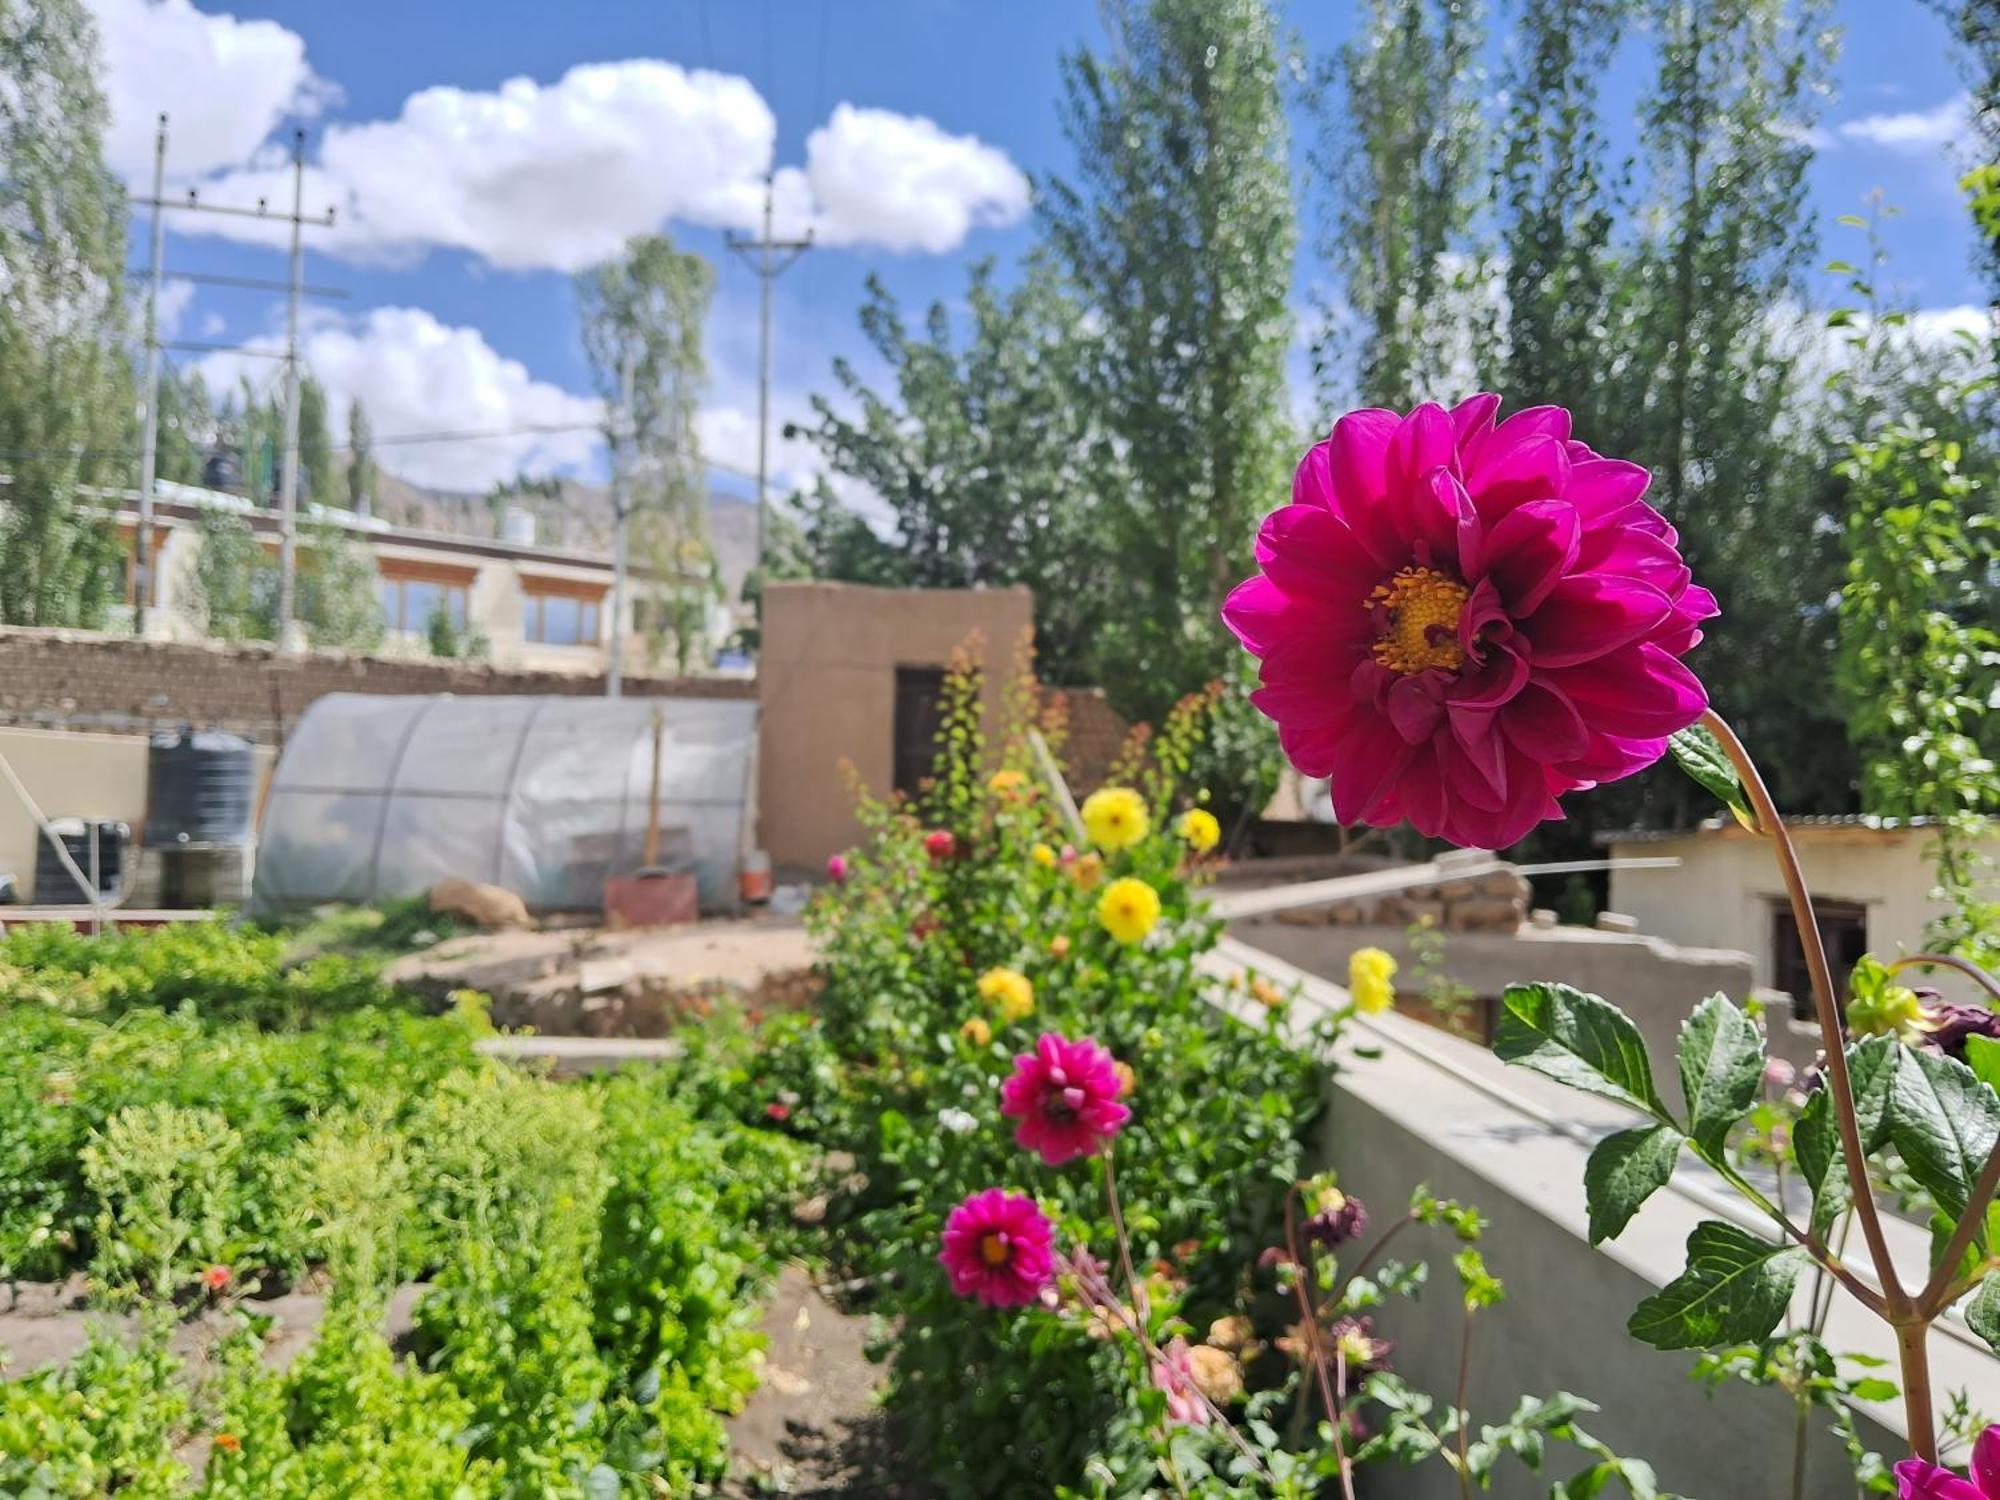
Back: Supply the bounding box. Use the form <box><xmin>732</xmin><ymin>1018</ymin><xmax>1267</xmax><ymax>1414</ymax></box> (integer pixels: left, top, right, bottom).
<box><xmin>1081</xmin><ymin>786</ymin><xmax>1150</xmax><ymax>851</ymax></box>
<box><xmin>959</xmin><ymin>1016</ymin><xmax>992</xmax><ymax>1047</ymax></box>
<box><xmin>1177</xmin><ymin>807</ymin><xmax>1221</xmax><ymax>853</ymax></box>
<box><xmin>1348</xmin><ymin>947</ymin><xmax>1398</xmax><ymax>1015</ymax></box>
<box><xmin>1097</xmin><ymin>877</ymin><xmax>1161</xmax><ymax>945</ymax></box>
<box><xmin>977</xmin><ymin>966</ymin><xmax>1035</xmax><ymax>1023</ymax></box>
<box><xmin>988</xmin><ymin>768</ymin><xmax>1029</xmax><ymax>797</ymax></box>
<box><xmin>1031</xmin><ymin>842</ymin><xmax>1058</xmax><ymax>869</ymax></box>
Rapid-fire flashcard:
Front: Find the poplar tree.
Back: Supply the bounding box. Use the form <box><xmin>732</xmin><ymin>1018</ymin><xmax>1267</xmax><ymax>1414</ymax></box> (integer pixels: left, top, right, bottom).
<box><xmin>0</xmin><ymin>0</ymin><xmax>130</xmax><ymax>626</ymax></box>
<box><xmin>1041</xmin><ymin>0</ymin><xmax>1297</xmax><ymax>720</ymax></box>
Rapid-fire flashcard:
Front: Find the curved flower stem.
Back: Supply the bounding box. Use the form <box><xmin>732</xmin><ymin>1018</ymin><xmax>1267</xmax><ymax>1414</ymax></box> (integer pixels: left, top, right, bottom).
<box><xmin>1700</xmin><ymin>713</ymin><xmax>1908</xmax><ymax>1306</ymax></box>
<box><xmin>1703</xmin><ymin>1153</ymin><xmax>1887</xmax><ymax>1316</ymax></box>
<box><xmin>1284</xmin><ymin>1185</ymin><xmax>1358</xmax><ymax>1500</ymax></box>
<box><xmin>1885</xmin><ymin>952</ymin><xmax>2000</xmax><ymax>1005</ymax></box>
<box><xmin>1453</xmin><ymin>1306</ymin><xmax>1475</xmax><ymax>1500</ymax></box>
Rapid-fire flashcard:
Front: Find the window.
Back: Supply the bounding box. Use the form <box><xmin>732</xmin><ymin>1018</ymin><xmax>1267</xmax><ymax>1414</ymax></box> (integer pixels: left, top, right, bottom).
<box><xmin>1773</xmin><ymin>898</ymin><xmax>1869</xmax><ymax>1021</ymax></box>
<box><xmin>380</xmin><ymin>575</ymin><xmax>468</xmax><ymax>634</ymax></box>
<box><xmin>523</xmin><ymin>582</ymin><xmax>604</xmax><ymax>646</ymax></box>
<box><xmin>893</xmin><ymin>666</ymin><xmax>948</xmax><ymax>797</ymax></box>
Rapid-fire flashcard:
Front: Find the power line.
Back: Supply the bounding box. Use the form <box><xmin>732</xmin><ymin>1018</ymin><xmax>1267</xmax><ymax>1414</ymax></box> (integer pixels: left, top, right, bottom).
<box><xmin>725</xmin><ymin>176</ymin><xmax>814</xmax><ymax>576</ymax></box>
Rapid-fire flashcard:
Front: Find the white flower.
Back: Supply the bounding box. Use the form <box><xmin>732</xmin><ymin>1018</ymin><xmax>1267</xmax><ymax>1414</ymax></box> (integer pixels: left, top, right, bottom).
<box><xmin>937</xmin><ymin>1107</ymin><xmax>979</xmax><ymax>1135</ymax></box>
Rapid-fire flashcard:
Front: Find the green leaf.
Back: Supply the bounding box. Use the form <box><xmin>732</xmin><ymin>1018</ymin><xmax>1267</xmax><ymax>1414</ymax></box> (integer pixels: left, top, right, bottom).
<box><xmin>1967</xmin><ymin>1275</ymin><xmax>1999</xmax><ymax>1357</ymax></box>
<box><xmin>1666</xmin><ymin>726</ymin><xmax>1757</xmax><ymax>831</ymax></box>
<box><xmin>1677</xmin><ymin>995</ymin><xmax>1765</xmax><ymax>1156</ymax></box>
<box><xmin>1628</xmin><ymin>1221</ymin><xmax>1807</xmax><ymax>1351</ymax></box>
<box><xmin>1848</xmin><ymin>1035</ymin><xmax>1901</xmax><ymax>1153</ymax></box>
<box><xmin>1496</xmin><ymin>983</ymin><xmax>1667</xmax><ymax>1116</ymax></box>
<box><xmin>1887</xmin><ymin>1046</ymin><xmax>2000</xmax><ymax>1220</ymax></box>
<box><xmin>1585</xmin><ymin>1126</ymin><xmax>1684</xmax><ymax>1245</ymax></box>
<box><xmin>1793</xmin><ymin>1087</ymin><xmax>1848</xmax><ymax>1239</ymax></box>
<box><xmin>1967</xmin><ymin>1034</ymin><xmax>2000</xmax><ymax>1093</ymax></box>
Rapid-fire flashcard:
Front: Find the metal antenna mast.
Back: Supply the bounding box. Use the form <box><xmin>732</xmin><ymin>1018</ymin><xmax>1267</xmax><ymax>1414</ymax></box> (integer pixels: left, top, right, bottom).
<box><xmin>724</xmin><ymin>175</ymin><xmax>812</xmax><ymax>577</ymax></box>
<box><xmin>132</xmin><ymin>120</ymin><xmax>336</xmax><ymax>647</ymax></box>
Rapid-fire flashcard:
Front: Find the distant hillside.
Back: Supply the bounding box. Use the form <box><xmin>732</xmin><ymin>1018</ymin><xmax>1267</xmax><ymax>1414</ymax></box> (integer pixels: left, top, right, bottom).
<box><xmin>363</xmin><ymin>469</ymin><xmax>761</xmax><ymax>603</ymax></box>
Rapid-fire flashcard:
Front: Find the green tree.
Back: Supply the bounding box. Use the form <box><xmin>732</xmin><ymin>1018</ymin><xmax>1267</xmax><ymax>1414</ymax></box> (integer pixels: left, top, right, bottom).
<box><xmin>345</xmin><ymin>397</ymin><xmax>375</xmax><ymax>516</ymax></box>
<box><xmin>298</xmin><ymin>374</ymin><xmax>334</xmax><ymax>507</ymax></box>
<box><xmin>187</xmin><ymin>508</ymin><xmax>274</xmax><ymax>640</ymax></box>
<box><xmin>787</xmin><ymin>259</ymin><xmax>1113</xmax><ymax>683</ymax></box>
<box><xmin>1041</xmin><ymin>0</ymin><xmax>1297</xmax><ymax>721</ymax></box>
<box><xmin>153</xmin><ymin>366</ymin><xmax>213</xmax><ymax>487</ymax></box>
<box><xmin>0</xmin><ymin>0</ymin><xmax>130</xmax><ymax>626</ymax></box>
<box><xmin>575</xmin><ymin>233</ymin><xmax>716</xmax><ymax>675</ymax></box>
<box><xmin>1312</xmin><ymin>0</ymin><xmax>1491</xmax><ymax>412</ymax></box>
<box><xmin>297</xmin><ymin>521</ymin><xmax>384</xmax><ymax>652</ymax></box>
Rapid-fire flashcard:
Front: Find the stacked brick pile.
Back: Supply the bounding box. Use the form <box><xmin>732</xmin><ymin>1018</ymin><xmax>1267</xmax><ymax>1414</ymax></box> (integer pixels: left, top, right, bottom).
<box><xmin>1274</xmin><ymin>864</ymin><xmax>1531</xmax><ymax>934</ymax></box>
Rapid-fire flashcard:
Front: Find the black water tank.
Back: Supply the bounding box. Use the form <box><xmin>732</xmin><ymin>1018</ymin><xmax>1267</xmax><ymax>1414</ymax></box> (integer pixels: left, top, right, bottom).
<box><xmin>35</xmin><ymin>820</ymin><xmax>127</xmax><ymax>905</ymax></box>
<box><xmin>146</xmin><ymin>730</ymin><xmax>255</xmax><ymax>846</ymax></box>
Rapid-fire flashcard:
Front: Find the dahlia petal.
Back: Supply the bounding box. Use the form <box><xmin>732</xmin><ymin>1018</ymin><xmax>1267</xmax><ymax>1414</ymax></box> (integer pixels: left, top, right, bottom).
<box><xmin>1387</xmin><ymin>674</ymin><xmax>1445</xmax><ymax>744</ymax></box>
<box><xmin>1501</xmin><ymin>680</ymin><xmax>1590</xmax><ymax>762</ymax></box>
<box><xmin>1387</xmin><ymin>403</ymin><xmax>1458</xmax><ymax>496</ymax></box>
<box><xmin>1326</xmin><ymin>713</ymin><xmax>1413</xmax><ymax>825</ymax></box>
<box><xmin>1255</xmin><ymin>504</ymin><xmax>1382</xmax><ymax>602</ymax></box>
<box><xmin>1890</xmin><ymin>1460</ymin><xmax>1984</xmax><ymax>1500</ymax></box>
<box><xmin>1523</xmin><ymin>575</ymin><xmax>1673</xmax><ymax>667</ymax></box>
<box><xmin>1277</xmin><ymin>717</ymin><xmax>1345</xmax><ymax>777</ymax></box>
<box><xmin>1554</xmin><ymin>732</ymin><xmax>1668</xmax><ymax>786</ymax></box>
<box><xmin>1401</xmin><ymin>467</ymin><xmax>1472</xmax><ymax>568</ymax></box>
<box><xmin>1395</xmin><ymin>744</ymin><xmax>1449</xmax><ymax>838</ymax></box>
<box><xmin>1482</xmin><ymin>500</ymin><xmax>1581</xmax><ymax>615</ymax></box>
<box><xmin>1448</xmin><ymin>392</ymin><xmax>1501</xmax><ymax>446</ymax></box>
<box><xmin>1446</xmin><ymin>637</ymin><xmax>1529</xmax><ymax>710</ymax></box>
<box><xmin>1326</xmin><ymin>409</ymin><xmax>1402</xmax><ymax>566</ymax></box>
<box><xmin>1465</xmin><ymin>433</ymin><xmax>1571</xmax><ymax>522</ymax></box>
<box><xmin>1972</xmin><ymin>1425</ymin><xmax>1999</xmax><ymax>1496</ymax></box>
<box><xmin>1252</xmin><ymin>677</ymin><xmax>1346</xmax><ymax>734</ymax></box>
<box><xmin>1546</xmin><ymin>643</ymin><xmax>1707</xmax><ymax>738</ymax></box>
<box><xmin>1221</xmin><ymin>574</ymin><xmax>1294</xmax><ymax>655</ymax></box>
<box><xmin>1652</xmin><ymin>583</ymin><xmax>1720</xmax><ymax>654</ymax></box>
<box><xmin>1292</xmin><ymin>436</ymin><xmax>1334</xmax><ymax>509</ymax></box>
<box><xmin>1567</xmin><ymin>458</ymin><xmax>1652</xmax><ymax>521</ymax></box>
<box><xmin>1436</xmin><ymin>729</ymin><xmax>1508</xmax><ymax>811</ymax></box>
<box><xmin>1574</xmin><ymin>524</ymin><xmax>1689</xmax><ymax>591</ymax></box>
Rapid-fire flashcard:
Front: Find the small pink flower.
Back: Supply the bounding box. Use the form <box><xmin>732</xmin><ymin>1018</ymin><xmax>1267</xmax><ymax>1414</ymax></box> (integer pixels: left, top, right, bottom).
<box><xmin>924</xmin><ymin>830</ymin><xmax>957</xmax><ymax>862</ymax></box>
<box><xmin>938</xmin><ymin>1188</ymin><xmax>1056</xmax><ymax>1307</ymax></box>
<box><xmin>826</xmin><ymin>853</ymin><xmax>850</xmax><ymax>884</ymax></box>
<box><xmin>1151</xmin><ymin>1337</ymin><xmax>1210</xmax><ymax>1427</ymax></box>
<box><xmin>999</xmin><ymin>1034</ymin><xmax>1132</xmax><ymax>1166</ymax></box>
<box><xmin>202</xmin><ymin>1265</ymin><xmax>232</xmax><ymax>1291</ymax></box>
<box><xmin>1896</xmin><ymin>1425</ymin><xmax>2000</xmax><ymax>1500</ymax></box>
<box><xmin>765</xmin><ymin>1102</ymin><xmax>791</xmax><ymax>1123</ymax></box>
<box><xmin>1762</xmin><ymin>1058</ymin><xmax>1797</xmax><ymax>1092</ymax></box>
<box><xmin>1223</xmin><ymin>397</ymin><xmax>1714</xmax><ymax>849</ymax></box>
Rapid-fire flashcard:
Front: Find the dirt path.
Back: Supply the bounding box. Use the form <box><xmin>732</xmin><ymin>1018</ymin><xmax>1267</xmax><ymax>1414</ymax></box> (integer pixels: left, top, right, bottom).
<box><xmin>724</xmin><ymin>1265</ymin><xmax>931</xmax><ymax>1497</ymax></box>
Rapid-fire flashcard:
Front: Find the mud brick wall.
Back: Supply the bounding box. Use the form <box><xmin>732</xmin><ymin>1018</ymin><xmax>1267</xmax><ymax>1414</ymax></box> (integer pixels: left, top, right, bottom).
<box><xmin>1272</xmin><ymin>865</ymin><xmax>1531</xmax><ymax>934</ymax></box>
<box><xmin>0</xmin><ymin>627</ymin><xmax>753</xmax><ymax>744</ymax></box>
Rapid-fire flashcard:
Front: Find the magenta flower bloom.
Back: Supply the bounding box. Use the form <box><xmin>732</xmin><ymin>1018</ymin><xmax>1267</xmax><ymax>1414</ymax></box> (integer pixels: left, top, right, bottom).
<box><xmin>938</xmin><ymin>1188</ymin><xmax>1056</xmax><ymax>1307</ymax></box>
<box><xmin>1151</xmin><ymin>1337</ymin><xmax>1210</xmax><ymax>1427</ymax></box>
<box><xmin>999</xmin><ymin>1033</ymin><xmax>1132</xmax><ymax>1166</ymax></box>
<box><xmin>826</xmin><ymin>853</ymin><xmax>849</xmax><ymax>884</ymax></box>
<box><xmin>1896</xmin><ymin>1426</ymin><xmax>2000</xmax><ymax>1500</ymax></box>
<box><xmin>1223</xmin><ymin>397</ymin><xmax>1715</xmax><ymax>849</ymax></box>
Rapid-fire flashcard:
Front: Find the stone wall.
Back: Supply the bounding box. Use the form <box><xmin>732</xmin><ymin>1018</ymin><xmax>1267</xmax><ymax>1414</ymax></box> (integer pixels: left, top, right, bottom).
<box><xmin>1269</xmin><ymin>864</ymin><xmax>1531</xmax><ymax>933</ymax></box>
<box><xmin>0</xmin><ymin>626</ymin><xmax>751</xmax><ymax>743</ymax></box>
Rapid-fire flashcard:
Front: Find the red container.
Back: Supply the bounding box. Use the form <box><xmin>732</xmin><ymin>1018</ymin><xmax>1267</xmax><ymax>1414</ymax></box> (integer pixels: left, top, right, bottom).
<box><xmin>603</xmin><ymin>871</ymin><xmax>698</xmax><ymax>930</ymax></box>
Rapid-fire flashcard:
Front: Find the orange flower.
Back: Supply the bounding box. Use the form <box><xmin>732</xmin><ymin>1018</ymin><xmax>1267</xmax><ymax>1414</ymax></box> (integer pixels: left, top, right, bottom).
<box><xmin>213</xmin><ymin>1433</ymin><xmax>241</xmax><ymax>1453</ymax></box>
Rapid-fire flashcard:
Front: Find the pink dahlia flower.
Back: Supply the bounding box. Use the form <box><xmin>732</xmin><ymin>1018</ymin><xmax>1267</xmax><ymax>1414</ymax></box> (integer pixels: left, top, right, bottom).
<box><xmin>938</xmin><ymin>1188</ymin><xmax>1056</xmax><ymax>1307</ymax></box>
<box><xmin>1223</xmin><ymin>397</ymin><xmax>1715</xmax><ymax>849</ymax></box>
<box><xmin>826</xmin><ymin>853</ymin><xmax>849</xmax><ymax>884</ymax></box>
<box><xmin>999</xmin><ymin>1033</ymin><xmax>1132</xmax><ymax>1166</ymax></box>
<box><xmin>1151</xmin><ymin>1337</ymin><xmax>1210</xmax><ymax>1427</ymax></box>
<box><xmin>1896</xmin><ymin>1426</ymin><xmax>2000</xmax><ymax>1500</ymax></box>
<box><xmin>923</xmin><ymin>829</ymin><xmax>957</xmax><ymax>862</ymax></box>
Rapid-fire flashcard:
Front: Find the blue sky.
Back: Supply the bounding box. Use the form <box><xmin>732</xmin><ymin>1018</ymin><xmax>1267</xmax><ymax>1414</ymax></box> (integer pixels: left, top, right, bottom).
<box><xmin>93</xmin><ymin>0</ymin><xmax>1986</xmax><ymax>509</ymax></box>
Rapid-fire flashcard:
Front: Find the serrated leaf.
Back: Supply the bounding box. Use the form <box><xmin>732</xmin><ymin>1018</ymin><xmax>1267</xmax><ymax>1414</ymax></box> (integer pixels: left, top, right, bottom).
<box><xmin>1847</xmin><ymin>1035</ymin><xmax>1900</xmax><ymax>1153</ymax></box>
<box><xmin>1967</xmin><ymin>1275</ymin><xmax>1999</xmax><ymax>1357</ymax></box>
<box><xmin>1793</xmin><ymin>1086</ymin><xmax>1847</xmax><ymax>1239</ymax></box>
<box><xmin>1677</xmin><ymin>995</ymin><xmax>1764</xmax><ymax>1155</ymax></box>
<box><xmin>1666</xmin><ymin>726</ymin><xmax>1757</xmax><ymax>830</ymax></box>
<box><xmin>1496</xmin><ymin>982</ymin><xmax>1666</xmax><ymax>1116</ymax></box>
<box><xmin>1628</xmin><ymin>1221</ymin><xmax>1806</xmax><ymax>1351</ymax></box>
<box><xmin>1586</xmin><ymin>1125</ymin><xmax>1684</xmax><ymax>1245</ymax></box>
<box><xmin>1888</xmin><ymin>1045</ymin><xmax>2000</xmax><ymax>1220</ymax></box>
<box><xmin>1967</xmin><ymin>1034</ymin><xmax>2000</xmax><ymax>1093</ymax></box>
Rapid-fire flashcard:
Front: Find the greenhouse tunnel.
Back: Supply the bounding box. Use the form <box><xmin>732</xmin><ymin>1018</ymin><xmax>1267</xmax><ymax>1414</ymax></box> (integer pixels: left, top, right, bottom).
<box><xmin>252</xmin><ymin>693</ymin><xmax>758</xmax><ymax>914</ymax></box>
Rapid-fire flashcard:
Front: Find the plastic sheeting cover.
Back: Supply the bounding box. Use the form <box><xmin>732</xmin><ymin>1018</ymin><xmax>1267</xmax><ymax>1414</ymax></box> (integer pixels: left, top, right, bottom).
<box><xmin>253</xmin><ymin>693</ymin><xmax>757</xmax><ymax>913</ymax></box>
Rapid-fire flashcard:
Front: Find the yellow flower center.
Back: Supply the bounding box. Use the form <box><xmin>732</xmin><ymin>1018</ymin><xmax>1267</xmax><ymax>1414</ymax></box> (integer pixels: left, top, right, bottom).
<box><xmin>1371</xmin><ymin>567</ymin><xmax>1469</xmax><ymax>675</ymax></box>
<box><xmin>980</xmin><ymin>1233</ymin><xmax>1011</xmax><ymax>1267</ymax></box>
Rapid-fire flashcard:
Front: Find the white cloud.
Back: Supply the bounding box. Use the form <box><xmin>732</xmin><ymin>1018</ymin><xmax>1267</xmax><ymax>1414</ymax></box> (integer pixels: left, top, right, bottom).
<box><xmin>152</xmin><ymin>276</ymin><xmax>195</xmax><ymax>337</ymax></box>
<box><xmin>797</xmin><ymin>104</ymin><xmax>1030</xmax><ymax>253</ymax></box>
<box><xmin>197</xmin><ymin>306</ymin><xmax>603</xmax><ymax>491</ymax></box>
<box><xmin>1836</xmin><ymin>93</ymin><xmax>1972</xmax><ymax>155</ymax></box>
<box><xmin>90</xmin><ymin>0</ymin><xmax>331</xmax><ymax>181</ymax></box>
<box><xmin>146</xmin><ymin>54</ymin><xmax>1026</xmax><ymax>269</ymax></box>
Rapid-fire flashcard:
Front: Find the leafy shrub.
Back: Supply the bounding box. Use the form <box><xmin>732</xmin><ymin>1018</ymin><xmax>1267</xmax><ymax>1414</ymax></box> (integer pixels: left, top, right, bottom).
<box><xmin>79</xmin><ymin>1103</ymin><xmax>245</xmax><ymax>1296</ymax></box>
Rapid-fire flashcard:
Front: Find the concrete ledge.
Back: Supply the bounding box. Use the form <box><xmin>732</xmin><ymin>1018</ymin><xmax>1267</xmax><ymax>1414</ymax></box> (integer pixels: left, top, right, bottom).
<box><xmin>1203</xmin><ymin>935</ymin><xmax>1998</xmax><ymax>1499</ymax></box>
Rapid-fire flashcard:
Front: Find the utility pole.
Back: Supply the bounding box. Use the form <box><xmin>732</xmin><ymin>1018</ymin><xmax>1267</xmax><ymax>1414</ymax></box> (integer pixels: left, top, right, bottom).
<box><xmin>132</xmin><ymin>122</ymin><xmax>335</xmax><ymax>645</ymax></box>
<box><xmin>134</xmin><ymin>115</ymin><xmax>168</xmax><ymax>636</ymax></box>
<box><xmin>275</xmin><ymin>129</ymin><xmax>307</xmax><ymax>649</ymax></box>
<box><xmin>725</xmin><ymin>175</ymin><xmax>812</xmax><ymax>576</ymax></box>
<box><xmin>606</xmin><ymin>348</ymin><xmax>636</xmax><ymax>699</ymax></box>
